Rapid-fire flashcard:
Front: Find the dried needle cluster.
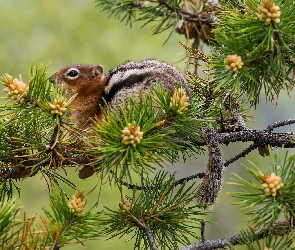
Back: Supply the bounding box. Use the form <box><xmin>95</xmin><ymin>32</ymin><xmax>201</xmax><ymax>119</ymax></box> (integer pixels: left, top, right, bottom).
<box><xmin>260</xmin><ymin>172</ymin><xmax>284</xmax><ymax>197</ymax></box>
<box><xmin>224</xmin><ymin>55</ymin><xmax>244</xmax><ymax>73</ymax></box>
<box><xmin>119</xmin><ymin>200</ymin><xmax>131</xmax><ymax>211</ymax></box>
<box><xmin>170</xmin><ymin>88</ymin><xmax>190</xmax><ymax>114</ymax></box>
<box><xmin>2</xmin><ymin>74</ymin><xmax>29</xmax><ymax>103</ymax></box>
<box><xmin>257</xmin><ymin>1</ymin><xmax>280</xmax><ymax>25</ymax></box>
<box><xmin>68</xmin><ymin>191</ymin><xmax>86</xmax><ymax>214</ymax></box>
<box><xmin>49</xmin><ymin>99</ymin><xmax>67</xmax><ymax>115</ymax></box>
<box><xmin>121</xmin><ymin>124</ymin><xmax>144</xmax><ymax>147</ymax></box>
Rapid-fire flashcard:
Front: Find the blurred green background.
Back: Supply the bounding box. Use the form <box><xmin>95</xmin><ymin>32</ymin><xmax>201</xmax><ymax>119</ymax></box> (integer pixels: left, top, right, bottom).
<box><xmin>1</xmin><ymin>0</ymin><xmax>294</xmax><ymax>249</ymax></box>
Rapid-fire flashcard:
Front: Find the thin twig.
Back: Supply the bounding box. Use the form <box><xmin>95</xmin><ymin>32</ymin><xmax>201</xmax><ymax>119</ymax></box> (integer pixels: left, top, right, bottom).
<box><xmin>223</xmin><ymin>92</ymin><xmax>249</xmax><ymax>131</ymax></box>
<box><xmin>265</xmin><ymin>119</ymin><xmax>295</xmax><ymax>131</ymax></box>
<box><xmin>224</xmin><ymin>143</ymin><xmax>258</xmax><ymax>167</ymax></box>
<box><xmin>117</xmin><ymin>179</ymin><xmax>153</xmax><ymax>191</ymax></box>
<box><xmin>117</xmin><ymin>172</ymin><xmax>206</xmax><ymax>190</ymax></box>
<box><xmin>48</xmin><ymin>124</ymin><xmax>60</xmax><ymax>150</ymax></box>
<box><xmin>232</xmin><ymin>107</ymin><xmax>249</xmax><ymax>131</ymax></box>
<box><xmin>174</xmin><ymin>172</ymin><xmax>206</xmax><ymax>186</ymax></box>
<box><xmin>178</xmin><ymin>220</ymin><xmax>290</xmax><ymax>250</ymax></box>
<box><xmin>200</xmin><ymin>220</ymin><xmax>206</xmax><ymax>242</ymax></box>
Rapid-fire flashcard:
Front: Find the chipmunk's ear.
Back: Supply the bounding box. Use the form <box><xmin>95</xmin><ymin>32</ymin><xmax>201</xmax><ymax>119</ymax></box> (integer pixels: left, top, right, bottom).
<box><xmin>91</xmin><ymin>65</ymin><xmax>104</xmax><ymax>78</ymax></box>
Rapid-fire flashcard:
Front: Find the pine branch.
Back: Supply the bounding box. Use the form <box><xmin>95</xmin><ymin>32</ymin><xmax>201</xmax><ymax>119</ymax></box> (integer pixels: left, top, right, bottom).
<box><xmin>215</xmin><ymin>130</ymin><xmax>295</xmax><ymax>148</ymax></box>
<box><xmin>139</xmin><ymin>225</ymin><xmax>158</xmax><ymax>250</ymax></box>
<box><xmin>1</xmin><ymin>120</ymin><xmax>294</xmax><ymax>182</ymax></box>
<box><xmin>231</xmin><ymin>107</ymin><xmax>249</xmax><ymax>131</ymax></box>
<box><xmin>117</xmin><ymin>172</ymin><xmax>206</xmax><ymax>190</ymax></box>
<box><xmin>196</xmin><ymin>129</ymin><xmax>224</xmax><ymax>207</ymax></box>
<box><xmin>200</xmin><ymin>220</ymin><xmax>206</xmax><ymax>242</ymax></box>
<box><xmin>178</xmin><ymin>220</ymin><xmax>291</xmax><ymax>250</ymax></box>
<box><xmin>157</xmin><ymin>0</ymin><xmax>215</xmax><ymax>25</ymax></box>
<box><xmin>94</xmin><ymin>0</ymin><xmax>215</xmax><ymax>34</ymax></box>
<box><xmin>104</xmin><ymin>173</ymin><xmax>207</xmax><ymax>249</ymax></box>
<box><xmin>265</xmin><ymin>119</ymin><xmax>295</xmax><ymax>131</ymax></box>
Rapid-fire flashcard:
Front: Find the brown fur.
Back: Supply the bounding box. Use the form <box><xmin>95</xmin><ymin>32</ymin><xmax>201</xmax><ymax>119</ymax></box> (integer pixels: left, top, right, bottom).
<box><xmin>50</xmin><ymin>64</ymin><xmax>107</xmax><ymax>127</ymax></box>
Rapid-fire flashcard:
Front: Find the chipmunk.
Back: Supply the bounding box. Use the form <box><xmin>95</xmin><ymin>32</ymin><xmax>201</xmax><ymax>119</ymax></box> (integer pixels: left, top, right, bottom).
<box><xmin>50</xmin><ymin>59</ymin><xmax>190</xmax><ymax>127</ymax></box>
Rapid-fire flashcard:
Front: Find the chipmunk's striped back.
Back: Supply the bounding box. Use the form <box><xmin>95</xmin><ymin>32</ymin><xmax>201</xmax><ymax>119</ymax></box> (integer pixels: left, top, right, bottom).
<box><xmin>104</xmin><ymin>59</ymin><xmax>190</xmax><ymax>109</ymax></box>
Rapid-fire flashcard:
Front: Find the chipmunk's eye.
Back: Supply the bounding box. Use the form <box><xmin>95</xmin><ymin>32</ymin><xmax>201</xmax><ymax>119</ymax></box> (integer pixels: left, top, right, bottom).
<box><xmin>66</xmin><ymin>68</ymin><xmax>80</xmax><ymax>79</ymax></box>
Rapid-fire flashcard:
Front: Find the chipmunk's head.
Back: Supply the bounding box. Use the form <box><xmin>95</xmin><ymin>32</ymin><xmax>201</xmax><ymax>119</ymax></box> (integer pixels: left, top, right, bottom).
<box><xmin>50</xmin><ymin>64</ymin><xmax>108</xmax><ymax>127</ymax></box>
<box><xmin>50</xmin><ymin>64</ymin><xmax>107</xmax><ymax>100</ymax></box>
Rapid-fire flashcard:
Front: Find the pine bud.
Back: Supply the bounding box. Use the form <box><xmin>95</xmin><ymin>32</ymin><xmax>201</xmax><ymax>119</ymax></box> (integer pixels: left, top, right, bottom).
<box><xmin>119</xmin><ymin>200</ymin><xmax>132</xmax><ymax>211</ymax></box>
<box><xmin>224</xmin><ymin>55</ymin><xmax>244</xmax><ymax>73</ymax></box>
<box><xmin>48</xmin><ymin>99</ymin><xmax>67</xmax><ymax>115</ymax></box>
<box><xmin>257</xmin><ymin>1</ymin><xmax>280</xmax><ymax>25</ymax></box>
<box><xmin>68</xmin><ymin>190</ymin><xmax>86</xmax><ymax>214</ymax></box>
<box><xmin>170</xmin><ymin>88</ymin><xmax>190</xmax><ymax>114</ymax></box>
<box><xmin>260</xmin><ymin>172</ymin><xmax>284</xmax><ymax>197</ymax></box>
<box><xmin>1</xmin><ymin>74</ymin><xmax>29</xmax><ymax>103</ymax></box>
<box><xmin>121</xmin><ymin>124</ymin><xmax>143</xmax><ymax>147</ymax></box>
